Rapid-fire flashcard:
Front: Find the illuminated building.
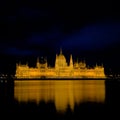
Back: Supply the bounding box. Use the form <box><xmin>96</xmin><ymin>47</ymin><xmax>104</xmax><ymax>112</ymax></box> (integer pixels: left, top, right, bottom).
<box><xmin>15</xmin><ymin>49</ymin><xmax>106</xmax><ymax>78</ymax></box>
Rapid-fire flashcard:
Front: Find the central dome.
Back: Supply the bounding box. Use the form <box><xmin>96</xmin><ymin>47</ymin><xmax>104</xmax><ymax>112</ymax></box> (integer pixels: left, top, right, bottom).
<box><xmin>58</xmin><ymin>49</ymin><xmax>66</xmax><ymax>62</ymax></box>
<box><xmin>55</xmin><ymin>49</ymin><xmax>67</xmax><ymax>67</ymax></box>
<box><xmin>58</xmin><ymin>54</ymin><xmax>66</xmax><ymax>61</ymax></box>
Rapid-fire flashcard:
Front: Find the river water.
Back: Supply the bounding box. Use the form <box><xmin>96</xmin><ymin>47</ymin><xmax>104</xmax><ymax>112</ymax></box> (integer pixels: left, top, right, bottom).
<box><xmin>0</xmin><ymin>78</ymin><xmax>120</xmax><ymax>119</ymax></box>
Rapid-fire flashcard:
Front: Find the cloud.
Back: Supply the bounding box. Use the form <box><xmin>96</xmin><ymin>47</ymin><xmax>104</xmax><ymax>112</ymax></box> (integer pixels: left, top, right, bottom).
<box><xmin>3</xmin><ymin>47</ymin><xmax>38</xmax><ymax>56</ymax></box>
<box><xmin>27</xmin><ymin>34</ymin><xmax>45</xmax><ymax>45</ymax></box>
<box><xmin>60</xmin><ymin>20</ymin><xmax>120</xmax><ymax>50</ymax></box>
<box><xmin>27</xmin><ymin>26</ymin><xmax>63</xmax><ymax>45</ymax></box>
<box><xmin>2</xmin><ymin>19</ymin><xmax>120</xmax><ymax>57</ymax></box>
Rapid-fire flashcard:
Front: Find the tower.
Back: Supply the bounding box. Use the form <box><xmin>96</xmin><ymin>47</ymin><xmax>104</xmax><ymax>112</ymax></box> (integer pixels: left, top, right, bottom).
<box><xmin>55</xmin><ymin>54</ymin><xmax>58</xmax><ymax>69</ymax></box>
<box><xmin>36</xmin><ymin>57</ymin><xmax>40</xmax><ymax>68</ymax></box>
<box><xmin>70</xmin><ymin>54</ymin><xmax>73</xmax><ymax>69</ymax></box>
<box><xmin>44</xmin><ymin>57</ymin><xmax>48</xmax><ymax>69</ymax></box>
<box><xmin>60</xmin><ymin>48</ymin><xmax>62</xmax><ymax>55</ymax></box>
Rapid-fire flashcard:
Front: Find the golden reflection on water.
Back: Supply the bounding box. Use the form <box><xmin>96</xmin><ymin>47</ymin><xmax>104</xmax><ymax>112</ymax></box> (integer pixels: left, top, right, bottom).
<box><xmin>14</xmin><ymin>80</ymin><xmax>105</xmax><ymax>112</ymax></box>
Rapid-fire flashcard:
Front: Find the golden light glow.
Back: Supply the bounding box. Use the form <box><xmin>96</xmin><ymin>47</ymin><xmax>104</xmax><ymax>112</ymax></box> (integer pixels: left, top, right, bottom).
<box><xmin>15</xmin><ymin>49</ymin><xmax>106</xmax><ymax>78</ymax></box>
<box><xmin>14</xmin><ymin>80</ymin><xmax>105</xmax><ymax>112</ymax></box>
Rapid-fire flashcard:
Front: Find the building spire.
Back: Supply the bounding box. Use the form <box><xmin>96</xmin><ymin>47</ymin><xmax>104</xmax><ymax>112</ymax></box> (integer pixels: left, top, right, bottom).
<box><xmin>60</xmin><ymin>48</ymin><xmax>62</xmax><ymax>54</ymax></box>
<box><xmin>70</xmin><ymin>54</ymin><xmax>73</xmax><ymax>68</ymax></box>
<box><xmin>76</xmin><ymin>58</ymin><xmax>79</xmax><ymax>63</ymax></box>
<box><xmin>37</xmin><ymin>57</ymin><xmax>39</xmax><ymax>63</ymax></box>
<box><xmin>36</xmin><ymin>57</ymin><xmax>40</xmax><ymax>68</ymax></box>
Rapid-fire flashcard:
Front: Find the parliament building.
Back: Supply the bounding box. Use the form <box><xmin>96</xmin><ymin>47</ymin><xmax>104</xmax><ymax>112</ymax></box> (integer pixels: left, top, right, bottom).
<box><xmin>15</xmin><ymin>49</ymin><xmax>106</xmax><ymax>78</ymax></box>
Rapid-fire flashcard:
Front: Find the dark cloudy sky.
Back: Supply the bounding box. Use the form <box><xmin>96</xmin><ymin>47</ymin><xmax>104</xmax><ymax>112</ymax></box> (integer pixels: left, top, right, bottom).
<box><xmin>0</xmin><ymin>0</ymin><xmax>120</xmax><ymax>74</ymax></box>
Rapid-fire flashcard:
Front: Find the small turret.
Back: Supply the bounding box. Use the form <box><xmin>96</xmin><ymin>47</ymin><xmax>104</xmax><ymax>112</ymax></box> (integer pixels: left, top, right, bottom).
<box><xmin>44</xmin><ymin>57</ymin><xmax>48</xmax><ymax>68</ymax></box>
<box><xmin>74</xmin><ymin>58</ymin><xmax>79</xmax><ymax>68</ymax></box>
<box><xmin>36</xmin><ymin>57</ymin><xmax>40</xmax><ymax>68</ymax></box>
<box><xmin>60</xmin><ymin>48</ymin><xmax>62</xmax><ymax>55</ymax></box>
<box><xmin>55</xmin><ymin>54</ymin><xmax>58</xmax><ymax>69</ymax></box>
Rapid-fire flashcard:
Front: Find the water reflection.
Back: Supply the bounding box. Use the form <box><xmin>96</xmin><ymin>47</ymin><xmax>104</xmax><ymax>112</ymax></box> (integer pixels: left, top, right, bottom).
<box><xmin>14</xmin><ymin>80</ymin><xmax>105</xmax><ymax>112</ymax></box>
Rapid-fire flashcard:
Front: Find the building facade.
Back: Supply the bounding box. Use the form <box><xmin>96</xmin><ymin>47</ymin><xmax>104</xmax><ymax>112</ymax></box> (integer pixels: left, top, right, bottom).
<box><xmin>15</xmin><ymin>50</ymin><xmax>106</xmax><ymax>78</ymax></box>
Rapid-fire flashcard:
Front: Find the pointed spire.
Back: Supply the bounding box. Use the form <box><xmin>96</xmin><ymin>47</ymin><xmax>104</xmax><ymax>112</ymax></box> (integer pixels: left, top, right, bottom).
<box><xmin>70</xmin><ymin>54</ymin><xmax>73</xmax><ymax>63</ymax></box>
<box><xmin>95</xmin><ymin>63</ymin><xmax>98</xmax><ymax>68</ymax></box>
<box><xmin>70</xmin><ymin>54</ymin><xmax>73</xmax><ymax>68</ymax></box>
<box><xmin>16</xmin><ymin>63</ymin><xmax>18</xmax><ymax>67</ymax></box>
<box><xmin>101</xmin><ymin>63</ymin><xmax>103</xmax><ymax>67</ymax></box>
<box><xmin>76</xmin><ymin>58</ymin><xmax>79</xmax><ymax>63</ymax></box>
<box><xmin>60</xmin><ymin>48</ymin><xmax>62</xmax><ymax>54</ymax></box>
<box><xmin>44</xmin><ymin>57</ymin><xmax>47</xmax><ymax>63</ymax></box>
<box><xmin>37</xmin><ymin>57</ymin><xmax>39</xmax><ymax>63</ymax></box>
<box><xmin>56</xmin><ymin>54</ymin><xmax>58</xmax><ymax>60</ymax></box>
<box><xmin>26</xmin><ymin>62</ymin><xmax>28</xmax><ymax>66</ymax></box>
<box><xmin>19</xmin><ymin>61</ymin><xmax>21</xmax><ymax>65</ymax></box>
<box><xmin>36</xmin><ymin>57</ymin><xmax>40</xmax><ymax>68</ymax></box>
<box><xmin>45</xmin><ymin>57</ymin><xmax>47</xmax><ymax>62</ymax></box>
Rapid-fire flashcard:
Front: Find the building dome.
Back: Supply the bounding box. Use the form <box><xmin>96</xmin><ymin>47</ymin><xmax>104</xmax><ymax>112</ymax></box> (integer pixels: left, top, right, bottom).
<box><xmin>79</xmin><ymin>61</ymin><xmax>86</xmax><ymax>68</ymax></box>
<box><xmin>58</xmin><ymin>54</ymin><xmax>66</xmax><ymax>62</ymax></box>
<box><xmin>55</xmin><ymin>49</ymin><xmax>67</xmax><ymax>68</ymax></box>
<box><xmin>57</xmin><ymin>48</ymin><xmax>66</xmax><ymax>62</ymax></box>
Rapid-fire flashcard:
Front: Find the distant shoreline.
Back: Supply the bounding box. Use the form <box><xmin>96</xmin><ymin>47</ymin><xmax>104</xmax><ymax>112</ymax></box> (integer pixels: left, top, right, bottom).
<box><xmin>1</xmin><ymin>76</ymin><xmax>120</xmax><ymax>81</ymax></box>
<box><xmin>13</xmin><ymin>77</ymin><xmax>114</xmax><ymax>80</ymax></box>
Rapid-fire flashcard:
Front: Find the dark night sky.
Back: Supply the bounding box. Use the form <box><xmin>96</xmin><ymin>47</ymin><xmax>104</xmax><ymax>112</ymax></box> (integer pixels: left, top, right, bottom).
<box><xmin>0</xmin><ymin>0</ymin><xmax>120</xmax><ymax>75</ymax></box>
